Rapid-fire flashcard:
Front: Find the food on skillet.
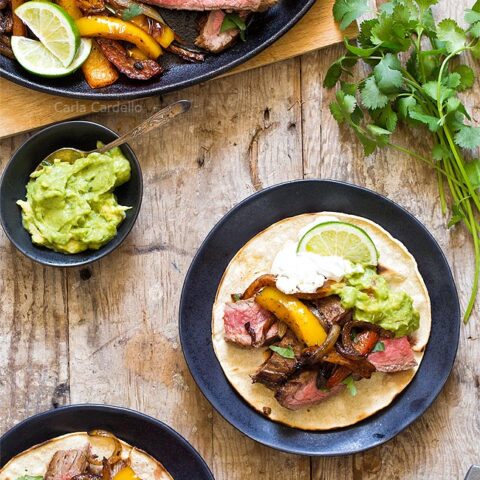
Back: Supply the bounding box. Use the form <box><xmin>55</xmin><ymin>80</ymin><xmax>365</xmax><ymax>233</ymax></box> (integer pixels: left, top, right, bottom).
<box><xmin>212</xmin><ymin>212</ymin><xmax>431</xmax><ymax>430</ymax></box>
<box><xmin>0</xmin><ymin>430</ymin><xmax>172</xmax><ymax>480</ymax></box>
<box><xmin>0</xmin><ymin>0</ymin><xmax>270</xmax><ymax>88</ymax></box>
<box><xmin>17</xmin><ymin>146</ymin><xmax>131</xmax><ymax>253</ymax></box>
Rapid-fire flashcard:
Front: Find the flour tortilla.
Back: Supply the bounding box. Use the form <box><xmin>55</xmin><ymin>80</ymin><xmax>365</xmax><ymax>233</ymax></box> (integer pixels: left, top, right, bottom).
<box><xmin>212</xmin><ymin>212</ymin><xmax>431</xmax><ymax>430</ymax></box>
<box><xmin>0</xmin><ymin>432</ymin><xmax>172</xmax><ymax>480</ymax></box>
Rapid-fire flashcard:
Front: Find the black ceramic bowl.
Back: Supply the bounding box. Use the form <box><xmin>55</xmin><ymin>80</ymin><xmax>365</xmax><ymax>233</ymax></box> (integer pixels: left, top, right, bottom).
<box><xmin>179</xmin><ymin>179</ymin><xmax>460</xmax><ymax>456</ymax></box>
<box><xmin>0</xmin><ymin>404</ymin><xmax>214</xmax><ymax>479</ymax></box>
<box><xmin>0</xmin><ymin>120</ymin><xmax>143</xmax><ymax>267</ymax></box>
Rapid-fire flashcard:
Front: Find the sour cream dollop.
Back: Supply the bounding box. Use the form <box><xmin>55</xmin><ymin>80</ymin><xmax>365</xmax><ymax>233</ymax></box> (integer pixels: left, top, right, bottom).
<box><xmin>271</xmin><ymin>241</ymin><xmax>361</xmax><ymax>295</ymax></box>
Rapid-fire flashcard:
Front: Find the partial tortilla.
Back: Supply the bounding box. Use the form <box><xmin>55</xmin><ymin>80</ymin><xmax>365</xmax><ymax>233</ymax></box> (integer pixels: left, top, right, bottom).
<box><xmin>212</xmin><ymin>212</ymin><xmax>431</xmax><ymax>430</ymax></box>
<box><xmin>0</xmin><ymin>432</ymin><xmax>172</xmax><ymax>480</ymax></box>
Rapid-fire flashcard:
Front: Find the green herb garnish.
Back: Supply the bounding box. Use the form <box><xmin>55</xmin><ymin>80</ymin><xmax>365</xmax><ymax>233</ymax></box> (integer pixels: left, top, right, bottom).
<box><xmin>221</xmin><ymin>13</ymin><xmax>247</xmax><ymax>41</ymax></box>
<box><xmin>231</xmin><ymin>293</ymin><xmax>242</xmax><ymax>302</ymax></box>
<box><xmin>122</xmin><ymin>3</ymin><xmax>142</xmax><ymax>21</ymax></box>
<box><xmin>16</xmin><ymin>476</ymin><xmax>43</xmax><ymax>480</ymax></box>
<box><xmin>342</xmin><ymin>375</ymin><xmax>358</xmax><ymax>396</ymax></box>
<box><xmin>269</xmin><ymin>345</ymin><xmax>295</xmax><ymax>359</ymax></box>
<box><xmin>328</xmin><ymin>0</ymin><xmax>480</xmax><ymax>323</ymax></box>
<box><xmin>372</xmin><ymin>341</ymin><xmax>385</xmax><ymax>352</ymax></box>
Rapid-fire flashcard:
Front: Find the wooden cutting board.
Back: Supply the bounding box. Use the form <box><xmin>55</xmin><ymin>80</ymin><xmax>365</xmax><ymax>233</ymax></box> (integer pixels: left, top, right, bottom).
<box><xmin>0</xmin><ymin>0</ymin><xmax>356</xmax><ymax>139</ymax></box>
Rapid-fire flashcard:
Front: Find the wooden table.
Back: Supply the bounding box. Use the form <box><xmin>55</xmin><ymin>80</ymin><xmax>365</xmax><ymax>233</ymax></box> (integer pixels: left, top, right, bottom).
<box><xmin>1</xmin><ymin>0</ymin><xmax>478</xmax><ymax>478</ymax></box>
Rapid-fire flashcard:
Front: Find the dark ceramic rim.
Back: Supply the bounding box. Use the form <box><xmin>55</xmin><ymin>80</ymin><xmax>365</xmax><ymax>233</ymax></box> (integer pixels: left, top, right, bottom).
<box><xmin>0</xmin><ymin>0</ymin><xmax>315</xmax><ymax>100</ymax></box>
<box><xmin>0</xmin><ymin>120</ymin><xmax>143</xmax><ymax>268</ymax></box>
<box><xmin>179</xmin><ymin>179</ymin><xmax>460</xmax><ymax>456</ymax></box>
<box><xmin>0</xmin><ymin>403</ymin><xmax>214</xmax><ymax>478</ymax></box>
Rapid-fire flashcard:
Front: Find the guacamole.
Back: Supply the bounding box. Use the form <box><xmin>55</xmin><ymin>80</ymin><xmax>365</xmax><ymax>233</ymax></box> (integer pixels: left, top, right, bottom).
<box><xmin>334</xmin><ymin>267</ymin><xmax>419</xmax><ymax>336</ymax></box>
<box><xmin>17</xmin><ymin>147</ymin><xmax>131</xmax><ymax>254</ymax></box>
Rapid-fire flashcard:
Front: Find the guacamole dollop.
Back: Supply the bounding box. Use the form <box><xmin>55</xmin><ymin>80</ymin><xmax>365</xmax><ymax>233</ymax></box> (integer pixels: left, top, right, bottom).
<box><xmin>334</xmin><ymin>267</ymin><xmax>419</xmax><ymax>336</ymax></box>
<box><xmin>17</xmin><ymin>147</ymin><xmax>131</xmax><ymax>254</ymax></box>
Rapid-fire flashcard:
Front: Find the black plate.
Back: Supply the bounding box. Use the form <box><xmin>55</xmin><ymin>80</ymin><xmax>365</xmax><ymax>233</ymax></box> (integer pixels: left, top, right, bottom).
<box><xmin>0</xmin><ymin>0</ymin><xmax>315</xmax><ymax>100</ymax></box>
<box><xmin>0</xmin><ymin>404</ymin><xmax>214</xmax><ymax>479</ymax></box>
<box><xmin>179</xmin><ymin>179</ymin><xmax>460</xmax><ymax>456</ymax></box>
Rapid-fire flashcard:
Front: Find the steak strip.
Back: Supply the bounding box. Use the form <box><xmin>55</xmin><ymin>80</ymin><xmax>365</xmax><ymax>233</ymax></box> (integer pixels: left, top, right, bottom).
<box><xmin>97</xmin><ymin>39</ymin><xmax>163</xmax><ymax>80</ymax></box>
<box><xmin>140</xmin><ymin>0</ymin><xmax>275</xmax><ymax>11</ymax></box>
<box><xmin>45</xmin><ymin>448</ymin><xmax>89</xmax><ymax>480</ymax></box>
<box><xmin>251</xmin><ymin>329</ymin><xmax>303</xmax><ymax>389</ymax></box>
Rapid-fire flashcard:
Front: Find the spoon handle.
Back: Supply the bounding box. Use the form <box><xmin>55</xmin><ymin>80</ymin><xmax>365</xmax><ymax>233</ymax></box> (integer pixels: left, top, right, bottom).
<box><xmin>96</xmin><ymin>100</ymin><xmax>191</xmax><ymax>153</ymax></box>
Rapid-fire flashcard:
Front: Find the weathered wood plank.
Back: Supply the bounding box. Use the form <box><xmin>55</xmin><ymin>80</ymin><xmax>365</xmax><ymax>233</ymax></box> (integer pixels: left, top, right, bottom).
<box><xmin>0</xmin><ymin>137</ymin><xmax>70</xmax><ymax>432</ymax></box>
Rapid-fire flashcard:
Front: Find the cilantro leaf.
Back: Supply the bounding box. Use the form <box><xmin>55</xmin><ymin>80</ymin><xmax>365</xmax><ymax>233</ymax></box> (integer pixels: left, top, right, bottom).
<box><xmin>398</xmin><ymin>96</ymin><xmax>417</xmax><ymax>119</ymax></box>
<box><xmin>374</xmin><ymin>54</ymin><xmax>403</xmax><ymax>93</ymax></box>
<box><xmin>454</xmin><ymin>125</ymin><xmax>480</xmax><ymax>149</ymax></box>
<box><xmin>333</xmin><ymin>0</ymin><xmax>370</xmax><ymax>30</ymax></box>
<box><xmin>443</xmin><ymin>72</ymin><xmax>461</xmax><ymax>89</ymax></box>
<box><xmin>436</xmin><ymin>19</ymin><xmax>467</xmax><ymax>53</ymax></box>
<box><xmin>422</xmin><ymin>81</ymin><xmax>454</xmax><ymax>103</ymax></box>
<box><xmin>470</xmin><ymin>22</ymin><xmax>480</xmax><ymax>38</ymax></box>
<box><xmin>357</xmin><ymin>18</ymin><xmax>378</xmax><ymax>48</ymax></box>
<box><xmin>452</xmin><ymin>65</ymin><xmax>475</xmax><ymax>91</ymax></box>
<box><xmin>344</xmin><ymin>39</ymin><xmax>378</xmax><ymax>57</ymax></box>
<box><xmin>370</xmin><ymin>104</ymin><xmax>398</xmax><ymax>132</ymax></box>
<box><xmin>342</xmin><ymin>375</ymin><xmax>357</xmax><ymax>396</ymax></box>
<box><xmin>367</xmin><ymin>124</ymin><xmax>392</xmax><ymax>136</ymax></box>
<box><xmin>269</xmin><ymin>345</ymin><xmax>295</xmax><ymax>359</ymax></box>
<box><xmin>432</xmin><ymin>143</ymin><xmax>451</xmax><ymax>161</ymax></box>
<box><xmin>231</xmin><ymin>293</ymin><xmax>242</xmax><ymax>302</ymax></box>
<box><xmin>221</xmin><ymin>13</ymin><xmax>247</xmax><ymax>41</ymax></box>
<box><xmin>360</xmin><ymin>77</ymin><xmax>388</xmax><ymax>109</ymax></box>
<box><xmin>409</xmin><ymin>110</ymin><xmax>441</xmax><ymax>132</ymax></box>
<box><xmin>323</xmin><ymin>61</ymin><xmax>343</xmax><ymax>88</ymax></box>
<box><xmin>370</xmin><ymin>4</ymin><xmax>416</xmax><ymax>52</ymax></box>
<box><xmin>372</xmin><ymin>341</ymin><xmax>385</xmax><ymax>352</ymax></box>
<box><xmin>355</xmin><ymin>130</ymin><xmax>379</xmax><ymax>155</ymax></box>
<box><xmin>447</xmin><ymin>203</ymin><xmax>466</xmax><ymax>228</ymax></box>
<box><xmin>121</xmin><ymin>3</ymin><xmax>142</xmax><ymax>20</ymax></box>
<box><xmin>329</xmin><ymin>91</ymin><xmax>357</xmax><ymax>123</ymax></box>
<box><xmin>465</xmin><ymin>159</ymin><xmax>480</xmax><ymax>190</ymax></box>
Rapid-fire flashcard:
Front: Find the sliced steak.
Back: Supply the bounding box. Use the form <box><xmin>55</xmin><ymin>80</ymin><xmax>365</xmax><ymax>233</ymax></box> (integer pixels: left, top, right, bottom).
<box><xmin>96</xmin><ymin>39</ymin><xmax>163</xmax><ymax>80</ymax></box>
<box><xmin>368</xmin><ymin>337</ymin><xmax>417</xmax><ymax>372</ymax></box>
<box><xmin>315</xmin><ymin>295</ymin><xmax>349</xmax><ymax>326</ymax></box>
<box><xmin>141</xmin><ymin>0</ymin><xmax>275</xmax><ymax>11</ymax></box>
<box><xmin>275</xmin><ymin>370</ymin><xmax>344</xmax><ymax>410</ymax></box>
<box><xmin>251</xmin><ymin>330</ymin><xmax>303</xmax><ymax>388</ymax></box>
<box><xmin>195</xmin><ymin>11</ymin><xmax>243</xmax><ymax>53</ymax></box>
<box><xmin>223</xmin><ymin>299</ymin><xmax>279</xmax><ymax>348</ymax></box>
<box><xmin>45</xmin><ymin>447</ymin><xmax>89</xmax><ymax>480</ymax></box>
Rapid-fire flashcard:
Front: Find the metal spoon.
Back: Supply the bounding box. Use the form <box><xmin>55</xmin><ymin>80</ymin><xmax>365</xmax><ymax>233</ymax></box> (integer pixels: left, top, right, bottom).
<box><xmin>41</xmin><ymin>99</ymin><xmax>191</xmax><ymax>165</ymax></box>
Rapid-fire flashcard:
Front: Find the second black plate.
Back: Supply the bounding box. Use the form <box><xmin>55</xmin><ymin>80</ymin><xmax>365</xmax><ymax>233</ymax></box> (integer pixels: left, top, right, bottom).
<box><xmin>179</xmin><ymin>179</ymin><xmax>460</xmax><ymax>456</ymax></box>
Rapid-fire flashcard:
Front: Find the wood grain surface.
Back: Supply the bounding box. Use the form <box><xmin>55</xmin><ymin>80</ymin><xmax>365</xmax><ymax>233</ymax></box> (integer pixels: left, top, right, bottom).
<box><xmin>0</xmin><ymin>0</ymin><xmax>479</xmax><ymax>479</ymax></box>
<box><xmin>0</xmin><ymin>0</ymin><xmax>356</xmax><ymax>139</ymax></box>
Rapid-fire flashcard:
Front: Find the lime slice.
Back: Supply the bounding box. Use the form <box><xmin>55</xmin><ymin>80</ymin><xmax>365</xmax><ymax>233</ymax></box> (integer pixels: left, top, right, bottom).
<box><xmin>297</xmin><ymin>221</ymin><xmax>378</xmax><ymax>266</ymax></box>
<box><xmin>14</xmin><ymin>1</ymin><xmax>80</xmax><ymax>67</ymax></box>
<box><xmin>12</xmin><ymin>37</ymin><xmax>91</xmax><ymax>77</ymax></box>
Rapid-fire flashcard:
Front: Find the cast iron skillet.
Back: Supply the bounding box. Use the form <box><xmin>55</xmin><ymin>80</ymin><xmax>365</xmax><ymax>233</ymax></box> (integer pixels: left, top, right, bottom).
<box><xmin>0</xmin><ymin>0</ymin><xmax>315</xmax><ymax>100</ymax></box>
<box><xmin>179</xmin><ymin>179</ymin><xmax>460</xmax><ymax>456</ymax></box>
<box><xmin>0</xmin><ymin>404</ymin><xmax>214</xmax><ymax>479</ymax></box>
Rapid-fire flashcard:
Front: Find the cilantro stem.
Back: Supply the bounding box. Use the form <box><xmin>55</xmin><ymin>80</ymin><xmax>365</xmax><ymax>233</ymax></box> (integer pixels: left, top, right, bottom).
<box><xmin>437</xmin><ymin>170</ymin><xmax>447</xmax><ymax>215</ymax></box>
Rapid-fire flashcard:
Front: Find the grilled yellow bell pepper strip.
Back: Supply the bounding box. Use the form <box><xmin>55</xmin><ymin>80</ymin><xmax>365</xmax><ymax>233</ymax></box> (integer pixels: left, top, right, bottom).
<box><xmin>255</xmin><ymin>286</ymin><xmax>327</xmax><ymax>347</ymax></box>
<box><xmin>56</xmin><ymin>0</ymin><xmax>82</xmax><ymax>19</ymax></box>
<box><xmin>76</xmin><ymin>16</ymin><xmax>162</xmax><ymax>59</ymax></box>
<box><xmin>113</xmin><ymin>466</ymin><xmax>141</xmax><ymax>480</ymax></box>
<box><xmin>130</xmin><ymin>14</ymin><xmax>175</xmax><ymax>49</ymax></box>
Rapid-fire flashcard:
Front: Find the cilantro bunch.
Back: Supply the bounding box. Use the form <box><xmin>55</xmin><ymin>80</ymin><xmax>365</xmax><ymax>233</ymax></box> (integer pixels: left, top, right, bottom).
<box><xmin>327</xmin><ymin>0</ymin><xmax>480</xmax><ymax>322</ymax></box>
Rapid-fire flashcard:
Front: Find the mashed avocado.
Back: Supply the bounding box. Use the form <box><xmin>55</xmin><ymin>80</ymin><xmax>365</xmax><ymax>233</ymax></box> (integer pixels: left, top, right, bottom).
<box><xmin>334</xmin><ymin>267</ymin><xmax>419</xmax><ymax>336</ymax></box>
<box><xmin>17</xmin><ymin>147</ymin><xmax>131</xmax><ymax>254</ymax></box>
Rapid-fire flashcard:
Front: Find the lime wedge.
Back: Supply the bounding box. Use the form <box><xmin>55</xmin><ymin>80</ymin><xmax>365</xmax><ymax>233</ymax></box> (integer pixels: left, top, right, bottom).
<box><xmin>14</xmin><ymin>1</ymin><xmax>80</xmax><ymax>67</ymax></box>
<box><xmin>11</xmin><ymin>37</ymin><xmax>91</xmax><ymax>77</ymax></box>
<box><xmin>297</xmin><ymin>221</ymin><xmax>378</xmax><ymax>266</ymax></box>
